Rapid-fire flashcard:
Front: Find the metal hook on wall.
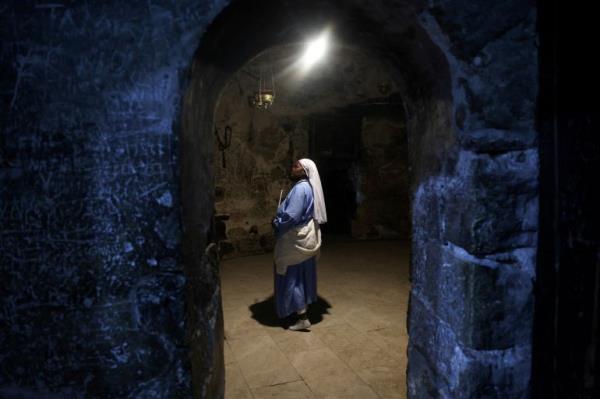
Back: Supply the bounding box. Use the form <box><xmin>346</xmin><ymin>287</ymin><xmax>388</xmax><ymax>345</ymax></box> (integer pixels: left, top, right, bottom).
<box><xmin>215</xmin><ymin>125</ymin><xmax>232</xmax><ymax>168</ymax></box>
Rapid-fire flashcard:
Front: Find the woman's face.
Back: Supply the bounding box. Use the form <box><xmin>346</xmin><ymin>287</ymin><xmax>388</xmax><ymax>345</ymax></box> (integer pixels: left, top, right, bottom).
<box><xmin>290</xmin><ymin>161</ymin><xmax>306</xmax><ymax>180</ymax></box>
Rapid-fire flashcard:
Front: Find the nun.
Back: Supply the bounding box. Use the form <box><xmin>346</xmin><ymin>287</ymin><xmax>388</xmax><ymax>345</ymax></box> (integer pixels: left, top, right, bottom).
<box><xmin>272</xmin><ymin>158</ymin><xmax>327</xmax><ymax>331</ymax></box>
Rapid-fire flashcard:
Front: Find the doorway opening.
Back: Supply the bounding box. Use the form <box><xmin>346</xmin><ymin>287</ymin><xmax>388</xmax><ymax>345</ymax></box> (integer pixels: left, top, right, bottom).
<box><xmin>209</xmin><ymin>43</ymin><xmax>412</xmax><ymax>397</ymax></box>
<box><xmin>309</xmin><ymin>100</ymin><xmax>410</xmax><ymax>240</ymax></box>
<box><xmin>180</xmin><ymin>1</ymin><xmax>453</xmax><ymax>395</ymax></box>
<box><xmin>180</xmin><ymin>1</ymin><xmax>538</xmax><ymax>398</ymax></box>
<box><xmin>309</xmin><ymin>111</ymin><xmax>361</xmax><ymax>236</ymax></box>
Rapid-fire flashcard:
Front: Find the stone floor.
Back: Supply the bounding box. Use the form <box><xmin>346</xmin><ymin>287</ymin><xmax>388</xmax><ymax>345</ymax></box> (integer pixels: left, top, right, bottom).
<box><xmin>221</xmin><ymin>239</ymin><xmax>410</xmax><ymax>399</ymax></box>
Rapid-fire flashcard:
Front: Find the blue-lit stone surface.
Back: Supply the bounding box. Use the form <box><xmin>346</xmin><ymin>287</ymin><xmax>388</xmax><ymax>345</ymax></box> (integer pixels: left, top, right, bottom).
<box><xmin>1</xmin><ymin>0</ymin><xmax>538</xmax><ymax>398</ymax></box>
<box><xmin>410</xmin><ymin>2</ymin><xmax>538</xmax><ymax>397</ymax></box>
<box><xmin>0</xmin><ymin>1</ymin><xmax>228</xmax><ymax>397</ymax></box>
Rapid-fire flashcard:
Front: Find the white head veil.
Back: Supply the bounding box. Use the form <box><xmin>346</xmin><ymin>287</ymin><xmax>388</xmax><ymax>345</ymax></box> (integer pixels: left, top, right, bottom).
<box><xmin>298</xmin><ymin>158</ymin><xmax>327</xmax><ymax>224</ymax></box>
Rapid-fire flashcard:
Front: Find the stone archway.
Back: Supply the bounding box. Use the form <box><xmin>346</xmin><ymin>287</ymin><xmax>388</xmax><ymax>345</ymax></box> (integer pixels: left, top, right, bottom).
<box><xmin>180</xmin><ymin>1</ymin><xmax>538</xmax><ymax>397</ymax></box>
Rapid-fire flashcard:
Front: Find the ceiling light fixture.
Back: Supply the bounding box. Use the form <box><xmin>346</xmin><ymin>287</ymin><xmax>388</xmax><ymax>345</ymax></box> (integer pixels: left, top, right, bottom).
<box><xmin>300</xmin><ymin>30</ymin><xmax>330</xmax><ymax>70</ymax></box>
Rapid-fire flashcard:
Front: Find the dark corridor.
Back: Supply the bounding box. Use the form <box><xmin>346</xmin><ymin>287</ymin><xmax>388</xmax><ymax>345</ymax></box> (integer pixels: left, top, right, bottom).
<box><xmin>310</xmin><ymin>113</ymin><xmax>360</xmax><ymax>235</ymax></box>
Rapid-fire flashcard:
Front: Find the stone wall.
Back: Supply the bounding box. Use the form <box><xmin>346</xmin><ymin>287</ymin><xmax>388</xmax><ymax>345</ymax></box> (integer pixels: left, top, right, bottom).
<box><xmin>0</xmin><ymin>1</ymin><xmax>229</xmax><ymax>397</ymax></box>
<box><xmin>408</xmin><ymin>2</ymin><xmax>538</xmax><ymax>397</ymax></box>
<box><xmin>212</xmin><ymin>66</ymin><xmax>310</xmax><ymax>257</ymax></box>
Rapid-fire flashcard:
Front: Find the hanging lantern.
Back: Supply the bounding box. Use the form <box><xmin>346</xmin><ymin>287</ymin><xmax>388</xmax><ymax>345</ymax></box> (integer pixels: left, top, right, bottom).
<box><xmin>249</xmin><ymin>68</ymin><xmax>275</xmax><ymax>109</ymax></box>
<box><xmin>250</xmin><ymin>90</ymin><xmax>274</xmax><ymax>109</ymax></box>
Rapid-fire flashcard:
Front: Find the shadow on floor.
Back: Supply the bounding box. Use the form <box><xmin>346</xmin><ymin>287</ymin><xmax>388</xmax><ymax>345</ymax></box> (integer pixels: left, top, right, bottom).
<box><xmin>249</xmin><ymin>296</ymin><xmax>332</xmax><ymax>329</ymax></box>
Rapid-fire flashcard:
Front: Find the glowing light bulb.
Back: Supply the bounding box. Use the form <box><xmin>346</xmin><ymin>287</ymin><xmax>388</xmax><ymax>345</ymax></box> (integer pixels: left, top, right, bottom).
<box><xmin>301</xmin><ymin>31</ymin><xmax>329</xmax><ymax>69</ymax></box>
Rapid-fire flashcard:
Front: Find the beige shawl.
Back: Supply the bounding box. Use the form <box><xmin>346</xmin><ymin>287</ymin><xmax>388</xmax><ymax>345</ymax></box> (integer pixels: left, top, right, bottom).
<box><xmin>274</xmin><ymin>219</ymin><xmax>321</xmax><ymax>275</ymax></box>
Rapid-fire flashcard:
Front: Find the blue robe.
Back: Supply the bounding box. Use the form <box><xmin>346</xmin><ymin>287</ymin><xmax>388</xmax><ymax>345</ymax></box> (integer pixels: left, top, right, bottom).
<box><xmin>273</xmin><ymin>179</ymin><xmax>318</xmax><ymax>318</ymax></box>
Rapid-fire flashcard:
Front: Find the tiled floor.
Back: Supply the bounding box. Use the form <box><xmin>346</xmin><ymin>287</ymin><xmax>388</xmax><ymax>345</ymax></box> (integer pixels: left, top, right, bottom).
<box><xmin>221</xmin><ymin>239</ymin><xmax>409</xmax><ymax>399</ymax></box>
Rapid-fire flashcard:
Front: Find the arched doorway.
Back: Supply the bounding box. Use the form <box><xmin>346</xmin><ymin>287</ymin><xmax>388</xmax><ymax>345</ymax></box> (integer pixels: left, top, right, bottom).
<box><xmin>180</xmin><ymin>1</ymin><xmax>538</xmax><ymax>397</ymax></box>
<box><xmin>211</xmin><ymin>42</ymin><xmax>412</xmax><ymax>398</ymax></box>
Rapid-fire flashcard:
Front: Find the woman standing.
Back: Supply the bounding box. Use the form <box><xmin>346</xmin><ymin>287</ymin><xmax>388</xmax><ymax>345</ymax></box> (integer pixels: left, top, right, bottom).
<box><xmin>272</xmin><ymin>159</ymin><xmax>327</xmax><ymax>331</ymax></box>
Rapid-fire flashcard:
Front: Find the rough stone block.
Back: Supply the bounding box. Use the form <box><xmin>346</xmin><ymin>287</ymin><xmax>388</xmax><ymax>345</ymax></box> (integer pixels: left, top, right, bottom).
<box><xmin>408</xmin><ymin>293</ymin><xmax>531</xmax><ymax>398</ymax></box>
<box><xmin>458</xmin><ymin>129</ymin><xmax>537</xmax><ymax>153</ymax></box>
<box><xmin>135</xmin><ymin>274</ymin><xmax>187</xmax><ymax>344</ymax></box>
<box><xmin>410</xmin><ymin>239</ymin><xmax>444</xmax><ymax>302</ymax></box>
<box><xmin>442</xmin><ymin>149</ymin><xmax>538</xmax><ymax>255</ymax></box>
<box><xmin>429</xmin><ymin>1</ymin><xmax>537</xmax><ymax>131</ymax></box>
<box><xmin>429</xmin><ymin>0</ymin><xmax>533</xmax><ymax>61</ymax></box>
<box><xmin>412</xmin><ymin>177</ymin><xmax>445</xmax><ymax>242</ymax></box>
<box><xmin>411</xmin><ymin>240</ymin><xmax>534</xmax><ymax>350</ymax></box>
<box><xmin>436</xmin><ymin>243</ymin><xmax>534</xmax><ymax>349</ymax></box>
